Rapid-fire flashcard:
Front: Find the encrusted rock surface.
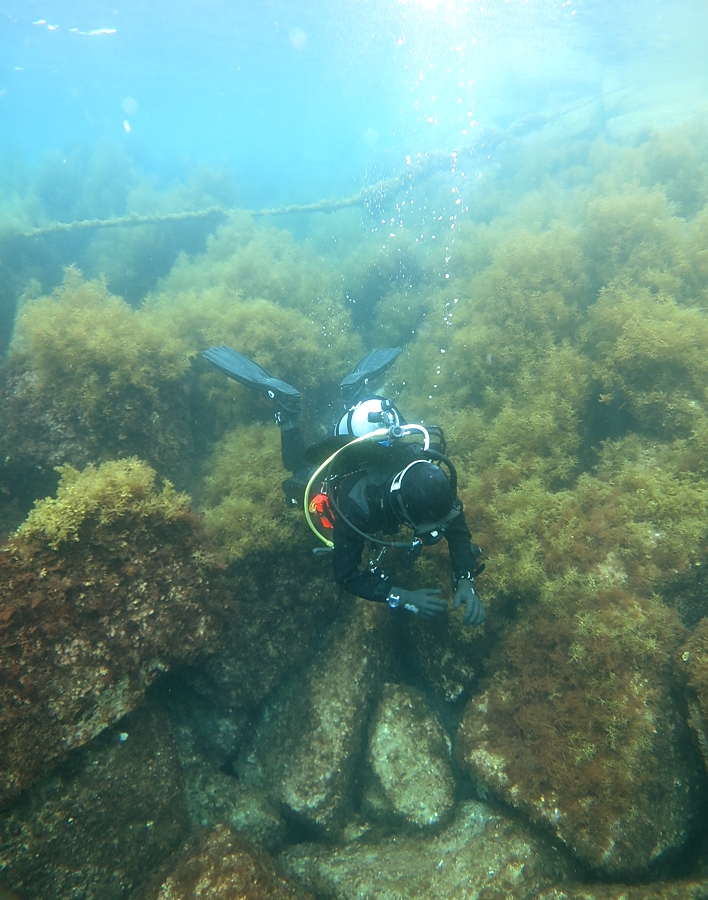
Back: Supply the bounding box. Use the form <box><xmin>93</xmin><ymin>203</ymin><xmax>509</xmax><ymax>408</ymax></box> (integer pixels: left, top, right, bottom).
<box><xmin>363</xmin><ymin>682</ymin><xmax>455</xmax><ymax>829</ymax></box>
<box><xmin>279</xmin><ymin>799</ymin><xmax>570</xmax><ymax>900</ymax></box>
<box><xmin>0</xmin><ymin>504</ymin><xmax>229</xmax><ymax>805</ymax></box>
<box><xmin>677</xmin><ymin>617</ymin><xmax>708</xmax><ymax>777</ymax></box>
<box><xmin>537</xmin><ymin>882</ymin><xmax>708</xmax><ymax>900</ymax></box>
<box><xmin>456</xmin><ymin>596</ymin><xmax>705</xmax><ymax>878</ymax></box>
<box><xmin>184</xmin><ymin>767</ymin><xmax>286</xmax><ymax>852</ymax></box>
<box><xmin>399</xmin><ymin>568</ymin><xmax>496</xmax><ymax>702</ymax></box>
<box><xmin>135</xmin><ymin>824</ymin><xmax>312</xmax><ymax>900</ymax></box>
<box><xmin>198</xmin><ymin>538</ymin><xmax>341</xmax><ymax>711</ymax></box>
<box><xmin>403</xmin><ymin>610</ymin><xmax>482</xmax><ymax>701</ymax></box>
<box><xmin>0</xmin><ymin>357</ymin><xmax>195</xmax><ymax>513</ymax></box>
<box><xmin>237</xmin><ymin>601</ymin><xmax>392</xmax><ymax>835</ymax></box>
<box><xmin>165</xmin><ymin>676</ymin><xmax>251</xmax><ymax>770</ymax></box>
<box><xmin>0</xmin><ymin>702</ymin><xmax>190</xmax><ymax>900</ymax></box>
<box><xmin>171</xmin><ymin>712</ymin><xmax>286</xmax><ymax>850</ymax></box>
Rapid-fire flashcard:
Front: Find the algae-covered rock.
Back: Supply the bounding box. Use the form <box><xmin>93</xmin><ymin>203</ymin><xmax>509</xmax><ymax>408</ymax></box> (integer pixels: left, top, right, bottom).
<box><xmin>171</xmin><ymin>713</ymin><xmax>286</xmax><ymax>851</ymax></box>
<box><xmin>677</xmin><ymin>618</ymin><xmax>708</xmax><ymax>777</ymax></box>
<box><xmin>0</xmin><ymin>459</ymin><xmax>229</xmax><ymax>805</ymax></box>
<box><xmin>363</xmin><ymin>683</ymin><xmax>455</xmax><ymax>829</ymax></box>
<box><xmin>0</xmin><ymin>702</ymin><xmax>190</xmax><ymax>900</ymax></box>
<box><xmin>279</xmin><ymin>800</ymin><xmax>570</xmax><ymax>900</ymax></box>
<box><xmin>537</xmin><ymin>881</ymin><xmax>708</xmax><ymax>900</ymax></box>
<box><xmin>237</xmin><ymin>601</ymin><xmax>392</xmax><ymax>835</ymax></box>
<box><xmin>402</xmin><ymin>602</ymin><xmax>488</xmax><ymax>701</ymax></box>
<box><xmin>135</xmin><ymin>824</ymin><xmax>312</xmax><ymax>900</ymax></box>
<box><xmin>456</xmin><ymin>595</ymin><xmax>704</xmax><ymax>878</ymax></box>
<box><xmin>199</xmin><ymin>423</ymin><xmax>303</xmax><ymax>563</ymax></box>
<box><xmin>586</xmin><ymin>284</ymin><xmax>708</xmax><ymax>439</ymax></box>
<box><xmin>183</xmin><ymin>767</ymin><xmax>286</xmax><ymax>853</ymax></box>
<box><xmin>0</xmin><ymin>268</ymin><xmax>196</xmax><ymax>512</ymax></box>
<box><xmin>197</xmin><ymin>538</ymin><xmax>342</xmax><ymax>711</ymax></box>
<box><xmin>165</xmin><ymin>675</ymin><xmax>251</xmax><ymax>771</ymax></box>
<box><xmin>0</xmin><ymin>352</ymin><xmax>196</xmax><ymax>497</ymax></box>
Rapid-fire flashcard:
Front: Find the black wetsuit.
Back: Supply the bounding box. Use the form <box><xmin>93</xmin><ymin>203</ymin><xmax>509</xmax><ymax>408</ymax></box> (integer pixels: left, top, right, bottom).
<box><xmin>281</xmin><ymin>421</ymin><xmax>482</xmax><ymax>604</ymax></box>
<box><xmin>331</xmin><ymin>450</ymin><xmax>483</xmax><ymax>603</ymax></box>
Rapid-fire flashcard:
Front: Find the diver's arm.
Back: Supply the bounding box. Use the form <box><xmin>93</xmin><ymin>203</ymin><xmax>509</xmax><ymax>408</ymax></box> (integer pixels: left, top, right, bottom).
<box><xmin>445</xmin><ymin>505</ymin><xmax>484</xmax><ymax>580</ymax></box>
<box><xmin>445</xmin><ymin>506</ymin><xmax>486</xmax><ymax>625</ymax></box>
<box><xmin>332</xmin><ymin>504</ymin><xmax>391</xmax><ymax>603</ymax></box>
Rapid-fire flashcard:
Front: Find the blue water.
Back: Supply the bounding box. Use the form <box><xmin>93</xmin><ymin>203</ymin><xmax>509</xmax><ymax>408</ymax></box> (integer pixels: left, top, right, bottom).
<box><xmin>3</xmin><ymin>0</ymin><xmax>705</xmax><ymax>210</ymax></box>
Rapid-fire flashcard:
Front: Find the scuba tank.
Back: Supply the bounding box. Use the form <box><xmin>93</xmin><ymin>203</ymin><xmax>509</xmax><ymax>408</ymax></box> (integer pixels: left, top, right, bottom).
<box><xmin>334</xmin><ymin>396</ymin><xmax>403</xmax><ymax>438</ymax></box>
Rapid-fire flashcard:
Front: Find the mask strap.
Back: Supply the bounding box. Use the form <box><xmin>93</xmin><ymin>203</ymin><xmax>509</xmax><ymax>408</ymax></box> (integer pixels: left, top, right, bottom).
<box><xmin>389</xmin><ymin>459</ymin><xmax>431</xmax><ymax>524</ymax></box>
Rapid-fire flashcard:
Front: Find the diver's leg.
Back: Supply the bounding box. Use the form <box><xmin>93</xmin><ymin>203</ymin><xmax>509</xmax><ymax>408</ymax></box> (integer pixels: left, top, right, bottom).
<box><xmin>279</xmin><ymin>417</ymin><xmax>307</xmax><ymax>473</ymax></box>
<box><xmin>340</xmin><ymin>347</ymin><xmax>403</xmax><ymax>405</ymax></box>
<box><xmin>203</xmin><ymin>346</ymin><xmax>300</xmax><ymax>416</ymax></box>
<box><xmin>203</xmin><ymin>346</ymin><xmax>306</xmax><ymax>471</ymax></box>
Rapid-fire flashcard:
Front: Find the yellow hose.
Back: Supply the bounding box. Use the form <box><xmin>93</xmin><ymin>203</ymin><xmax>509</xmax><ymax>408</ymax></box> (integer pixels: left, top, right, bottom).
<box><xmin>303</xmin><ymin>428</ymin><xmax>389</xmax><ymax>547</ymax></box>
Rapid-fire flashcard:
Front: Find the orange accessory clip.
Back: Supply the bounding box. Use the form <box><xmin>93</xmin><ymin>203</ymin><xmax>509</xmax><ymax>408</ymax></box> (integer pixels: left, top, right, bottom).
<box><xmin>309</xmin><ymin>493</ymin><xmax>335</xmax><ymax>529</ymax></box>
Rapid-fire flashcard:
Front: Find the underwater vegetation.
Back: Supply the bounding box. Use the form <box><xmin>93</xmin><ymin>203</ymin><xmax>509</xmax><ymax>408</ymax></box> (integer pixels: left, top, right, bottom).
<box><xmin>199</xmin><ymin>424</ymin><xmax>300</xmax><ymax>561</ymax></box>
<box><xmin>12</xmin><ymin>266</ymin><xmax>193</xmax><ymax>407</ymax></box>
<box><xmin>16</xmin><ymin>457</ymin><xmax>189</xmax><ymax>549</ymax></box>
<box><xmin>0</xmin><ymin>144</ymin><xmax>238</xmax><ymax>329</ymax></box>
<box><xmin>678</xmin><ymin>618</ymin><xmax>708</xmax><ymax>776</ymax></box>
<box><xmin>3</xmin><ymin>114</ymin><xmax>708</xmax><ymax>897</ymax></box>
<box><xmin>456</xmin><ymin>590</ymin><xmax>702</xmax><ymax>876</ymax></box>
<box><xmin>0</xmin><ymin>267</ymin><xmax>196</xmax><ymax>517</ymax></box>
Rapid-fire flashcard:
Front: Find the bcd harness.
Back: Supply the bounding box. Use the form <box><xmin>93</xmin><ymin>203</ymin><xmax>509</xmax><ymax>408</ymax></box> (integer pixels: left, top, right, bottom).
<box><xmin>304</xmin><ymin>423</ymin><xmax>457</xmax><ymax>553</ymax></box>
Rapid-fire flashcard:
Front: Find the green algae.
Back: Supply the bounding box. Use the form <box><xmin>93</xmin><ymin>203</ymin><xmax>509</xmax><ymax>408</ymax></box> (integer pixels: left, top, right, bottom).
<box><xmin>5</xmin><ymin>117</ymin><xmax>708</xmax><ymax>640</ymax></box>
<box><xmin>146</xmin><ymin>284</ymin><xmax>357</xmax><ymax>439</ymax></box>
<box><xmin>199</xmin><ymin>424</ymin><xmax>300</xmax><ymax>562</ymax></box>
<box><xmin>15</xmin><ymin>458</ymin><xmax>190</xmax><ymax>549</ymax></box>
<box><xmin>158</xmin><ymin>210</ymin><xmax>353</xmax><ymax>333</ymax></box>
<box><xmin>586</xmin><ymin>284</ymin><xmax>708</xmax><ymax>437</ymax></box>
<box><xmin>11</xmin><ymin>266</ymin><xmax>193</xmax><ymax>416</ymax></box>
<box><xmin>373</xmin><ymin>122</ymin><xmax>708</xmax><ymax>636</ymax></box>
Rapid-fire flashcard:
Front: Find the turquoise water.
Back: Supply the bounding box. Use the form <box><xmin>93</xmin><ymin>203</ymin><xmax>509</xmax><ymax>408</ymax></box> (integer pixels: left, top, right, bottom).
<box><xmin>1</xmin><ymin>0</ymin><xmax>706</xmax><ymax>327</ymax></box>
<box><xmin>2</xmin><ymin>0</ymin><xmax>705</xmax><ymax>207</ymax></box>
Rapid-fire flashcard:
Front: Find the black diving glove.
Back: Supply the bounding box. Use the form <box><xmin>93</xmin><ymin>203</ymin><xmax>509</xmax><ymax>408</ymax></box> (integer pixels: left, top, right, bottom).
<box><xmin>387</xmin><ymin>587</ymin><xmax>447</xmax><ymax>620</ymax></box>
<box><xmin>454</xmin><ymin>578</ymin><xmax>486</xmax><ymax>626</ymax></box>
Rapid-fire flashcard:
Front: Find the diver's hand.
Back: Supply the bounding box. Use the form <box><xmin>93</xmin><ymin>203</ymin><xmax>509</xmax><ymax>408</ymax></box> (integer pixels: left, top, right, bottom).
<box><xmin>387</xmin><ymin>587</ymin><xmax>447</xmax><ymax>620</ymax></box>
<box><xmin>454</xmin><ymin>578</ymin><xmax>486</xmax><ymax>626</ymax></box>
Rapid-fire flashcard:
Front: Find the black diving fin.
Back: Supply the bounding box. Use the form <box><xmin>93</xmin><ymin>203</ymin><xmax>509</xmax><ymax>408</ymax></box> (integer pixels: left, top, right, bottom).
<box><xmin>340</xmin><ymin>347</ymin><xmax>402</xmax><ymax>406</ymax></box>
<box><xmin>203</xmin><ymin>346</ymin><xmax>301</xmax><ymax>413</ymax></box>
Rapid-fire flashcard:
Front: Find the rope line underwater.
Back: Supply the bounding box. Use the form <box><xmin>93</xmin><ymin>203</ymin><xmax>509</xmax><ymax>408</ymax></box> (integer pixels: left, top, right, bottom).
<box><xmin>13</xmin><ymin>92</ymin><xmax>623</xmax><ymax>241</ymax></box>
<box><xmin>16</xmin><ymin>174</ymin><xmax>407</xmax><ymax>239</ymax></box>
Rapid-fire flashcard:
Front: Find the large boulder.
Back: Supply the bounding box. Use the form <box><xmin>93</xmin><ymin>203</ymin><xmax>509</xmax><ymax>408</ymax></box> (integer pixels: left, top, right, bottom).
<box><xmin>237</xmin><ymin>601</ymin><xmax>392</xmax><ymax>835</ymax></box>
<box><xmin>0</xmin><ymin>356</ymin><xmax>195</xmax><ymax>518</ymax></box>
<box><xmin>0</xmin><ymin>269</ymin><xmax>198</xmax><ymax>523</ymax></box>
<box><xmin>0</xmin><ymin>459</ymin><xmax>229</xmax><ymax>805</ymax></box>
<box><xmin>0</xmin><ymin>702</ymin><xmax>190</xmax><ymax>900</ymax></box>
<box><xmin>456</xmin><ymin>594</ymin><xmax>705</xmax><ymax>878</ymax></box>
<box><xmin>279</xmin><ymin>800</ymin><xmax>570</xmax><ymax>900</ymax></box>
<box><xmin>171</xmin><ymin>714</ymin><xmax>286</xmax><ymax>851</ymax></box>
<box><xmin>135</xmin><ymin>824</ymin><xmax>312</xmax><ymax>900</ymax></box>
<box><xmin>196</xmin><ymin>536</ymin><xmax>342</xmax><ymax>711</ymax></box>
<box><xmin>401</xmin><ymin>608</ymin><xmax>483</xmax><ymax>701</ymax></box>
<box><xmin>363</xmin><ymin>682</ymin><xmax>455</xmax><ymax>829</ymax></box>
<box><xmin>537</xmin><ymin>881</ymin><xmax>708</xmax><ymax>900</ymax></box>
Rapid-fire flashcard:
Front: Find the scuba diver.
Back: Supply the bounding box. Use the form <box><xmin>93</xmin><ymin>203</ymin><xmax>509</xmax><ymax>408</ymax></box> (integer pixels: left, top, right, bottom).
<box><xmin>203</xmin><ymin>345</ymin><xmax>485</xmax><ymax>627</ymax></box>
